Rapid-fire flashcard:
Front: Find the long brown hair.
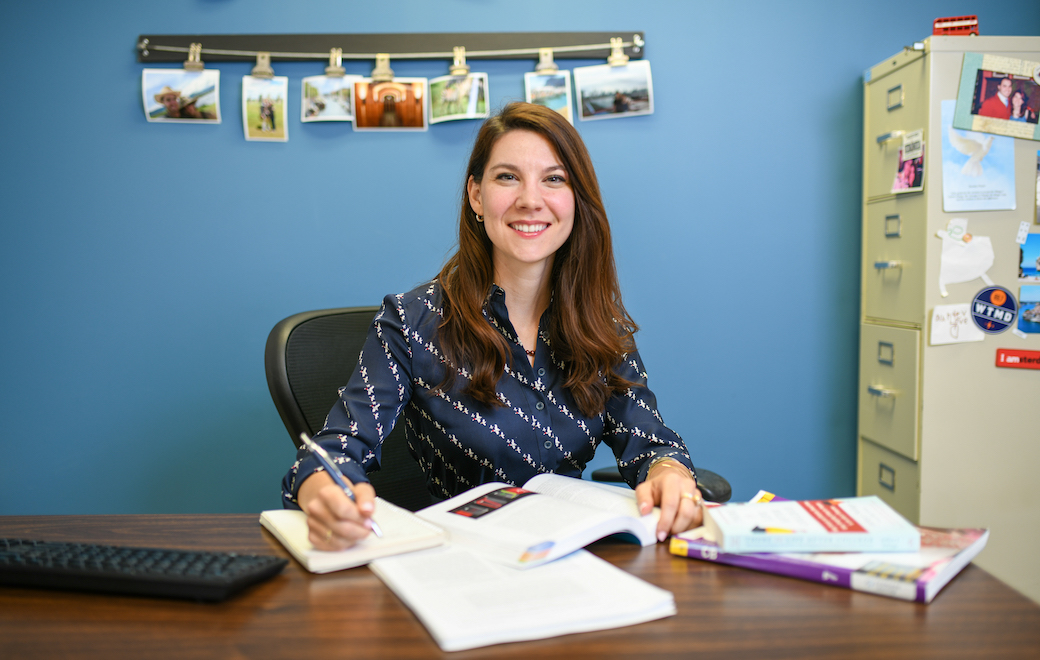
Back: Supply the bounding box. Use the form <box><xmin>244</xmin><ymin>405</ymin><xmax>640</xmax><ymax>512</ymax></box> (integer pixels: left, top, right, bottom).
<box><xmin>435</xmin><ymin>102</ymin><xmax>637</xmax><ymax>417</ymax></box>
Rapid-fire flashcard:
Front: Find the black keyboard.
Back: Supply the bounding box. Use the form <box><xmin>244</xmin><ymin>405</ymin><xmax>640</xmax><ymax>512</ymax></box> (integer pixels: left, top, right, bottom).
<box><xmin>0</xmin><ymin>538</ymin><xmax>288</xmax><ymax>602</ymax></box>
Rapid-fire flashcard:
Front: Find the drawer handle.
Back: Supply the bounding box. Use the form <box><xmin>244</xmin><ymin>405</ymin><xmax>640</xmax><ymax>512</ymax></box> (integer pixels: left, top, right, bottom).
<box><xmin>878</xmin><ymin>463</ymin><xmax>896</xmax><ymax>491</ymax></box>
<box><xmin>874</xmin><ymin>260</ymin><xmax>904</xmax><ymax>269</ymax></box>
<box><xmin>884</xmin><ymin>214</ymin><xmax>901</xmax><ymax>237</ymax></box>
<box><xmin>887</xmin><ymin>85</ymin><xmax>904</xmax><ymax>111</ymax></box>
<box><xmin>868</xmin><ymin>385</ymin><xmax>899</xmax><ymax>398</ymax></box>
<box><xmin>876</xmin><ymin>130</ymin><xmax>905</xmax><ymax>144</ymax></box>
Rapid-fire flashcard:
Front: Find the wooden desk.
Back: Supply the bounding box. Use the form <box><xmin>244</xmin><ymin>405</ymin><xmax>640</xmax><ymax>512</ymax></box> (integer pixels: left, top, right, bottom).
<box><xmin>1</xmin><ymin>514</ymin><xmax>1038</xmax><ymax>659</ymax></box>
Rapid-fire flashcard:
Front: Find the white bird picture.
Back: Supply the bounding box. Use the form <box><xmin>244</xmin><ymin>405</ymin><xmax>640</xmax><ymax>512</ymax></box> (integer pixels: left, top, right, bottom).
<box><xmin>947</xmin><ymin>129</ymin><xmax>993</xmax><ymax>177</ymax></box>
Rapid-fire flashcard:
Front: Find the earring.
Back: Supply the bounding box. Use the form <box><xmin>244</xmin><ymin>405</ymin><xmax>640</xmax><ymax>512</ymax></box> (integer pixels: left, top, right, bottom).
<box><xmin>476</xmin><ymin>215</ymin><xmax>484</xmax><ymax>222</ymax></box>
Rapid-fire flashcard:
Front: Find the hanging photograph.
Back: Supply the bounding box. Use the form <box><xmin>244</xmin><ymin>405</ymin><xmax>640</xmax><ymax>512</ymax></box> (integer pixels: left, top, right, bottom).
<box><xmin>354</xmin><ymin>78</ymin><xmax>429</xmax><ymax>131</ymax></box>
<box><xmin>941</xmin><ymin>100</ymin><xmax>1016</xmax><ymax>212</ymax></box>
<box><xmin>429</xmin><ymin>73</ymin><xmax>489</xmax><ymax>124</ymax></box>
<box><xmin>301</xmin><ymin>75</ymin><xmax>361</xmax><ymax>122</ymax></box>
<box><xmin>1021</xmin><ymin>234</ymin><xmax>1040</xmax><ymax>282</ymax></box>
<box><xmin>524</xmin><ymin>72</ymin><xmax>573</xmax><ymax>124</ymax></box>
<box><xmin>573</xmin><ymin>60</ymin><xmax>654</xmax><ymax>121</ymax></box>
<box><xmin>1019</xmin><ymin>285</ymin><xmax>1040</xmax><ymax>334</ymax></box>
<box><xmin>142</xmin><ymin>69</ymin><xmax>220</xmax><ymax>123</ymax></box>
<box><xmin>243</xmin><ymin>76</ymin><xmax>289</xmax><ymax>142</ymax></box>
<box><xmin>953</xmin><ymin>52</ymin><xmax>1040</xmax><ymax>141</ymax></box>
<box><xmin>891</xmin><ymin>146</ymin><xmax>924</xmax><ymax>193</ymax></box>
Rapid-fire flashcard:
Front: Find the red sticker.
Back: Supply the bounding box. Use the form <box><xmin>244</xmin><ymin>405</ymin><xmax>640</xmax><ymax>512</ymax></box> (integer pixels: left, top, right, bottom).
<box><xmin>995</xmin><ymin>349</ymin><xmax>1040</xmax><ymax>370</ymax></box>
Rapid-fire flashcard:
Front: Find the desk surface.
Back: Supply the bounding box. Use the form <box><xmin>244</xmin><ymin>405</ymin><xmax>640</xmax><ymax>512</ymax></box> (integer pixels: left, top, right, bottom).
<box><xmin>1</xmin><ymin>514</ymin><xmax>1038</xmax><ymax>659</ymax></box>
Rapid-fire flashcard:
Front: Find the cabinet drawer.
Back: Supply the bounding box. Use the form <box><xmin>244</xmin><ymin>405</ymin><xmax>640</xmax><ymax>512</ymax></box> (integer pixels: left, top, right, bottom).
<box><xmin>858</xmin><ymin>437</ymin><xmax>919</xmax><ymax>524</ymax></box>
<box><xmin>864</xmin><ymin>55</ymin><xmax>928</xmax><ymax>200</ymax></box>
<box><xmin>858</xmin><ymin>323</ymin><xmax>919</xmax><ymax>460</ymax></box>
<box><xmin>862</xmin><ymin>194</ymin><xmax>926</xmax><ymax>325</ymax></box>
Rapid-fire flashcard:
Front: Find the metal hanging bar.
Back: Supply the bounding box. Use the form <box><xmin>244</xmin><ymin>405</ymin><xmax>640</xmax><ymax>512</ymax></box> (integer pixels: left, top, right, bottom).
<box><xmin>136</xmin><ymin>32</ymin><xmax>645</xmax><ymax>63</ymax></box>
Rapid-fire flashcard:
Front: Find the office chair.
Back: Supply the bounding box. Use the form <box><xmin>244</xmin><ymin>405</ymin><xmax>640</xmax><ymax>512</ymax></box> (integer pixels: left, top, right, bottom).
<box><xmin>266</xmin><ymin>306</ymin><xmax>732</xmax><ymax>511</ymax></box>
<box><xmin>265</xmin><ymin>307</ymin><xmax>434</xmax><ymax>512</ymax></box>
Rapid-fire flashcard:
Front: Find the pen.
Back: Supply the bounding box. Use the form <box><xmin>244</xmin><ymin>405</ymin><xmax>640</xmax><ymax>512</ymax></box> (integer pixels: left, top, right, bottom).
<box><xmin>300</xmin><ymin>433</ymin><xmax>383</xmax><ymax>538</ymax></box>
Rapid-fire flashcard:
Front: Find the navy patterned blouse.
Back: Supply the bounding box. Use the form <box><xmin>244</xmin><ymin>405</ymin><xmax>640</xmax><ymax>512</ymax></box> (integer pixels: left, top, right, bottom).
<box><xmin>281</xmin><ymin>282</ymin><xmax>695</xmax><ymax>507</ymax></box>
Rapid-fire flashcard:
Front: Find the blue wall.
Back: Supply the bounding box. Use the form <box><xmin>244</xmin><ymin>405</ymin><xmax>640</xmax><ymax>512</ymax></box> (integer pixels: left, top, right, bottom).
<box><xmin>1</xmin><ymin>2</ymin><xmax>1036</xmax><ymax>514</ymax></box>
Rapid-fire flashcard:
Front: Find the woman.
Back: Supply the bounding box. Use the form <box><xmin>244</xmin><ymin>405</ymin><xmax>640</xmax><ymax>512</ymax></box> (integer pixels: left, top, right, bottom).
<box><xmin>284</xmin><ymin>102</ymin><xmax>702</xmax><ymax>550</ymax></box>
<box><xmin>1009</xmin><ymin>90</ymin><xmax>1035</xmax><ymax>122</ymax></box>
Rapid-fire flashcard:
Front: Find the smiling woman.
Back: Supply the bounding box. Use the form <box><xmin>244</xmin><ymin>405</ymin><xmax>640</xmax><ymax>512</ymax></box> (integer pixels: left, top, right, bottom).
<box><xmin>285</xmin><ymin>102</ymin><xmax>703</xmax><ymax>552</ymax></box>
<box><xmin>467</xmin><ymin>130</ymin><xmax>576</xmax><ymax>306</ymax></box>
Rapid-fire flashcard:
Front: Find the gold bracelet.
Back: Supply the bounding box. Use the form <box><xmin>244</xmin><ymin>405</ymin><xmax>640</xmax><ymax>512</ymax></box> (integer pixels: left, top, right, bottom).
<box><xmin>646</xmin><ymin>455</ymin><xmax>694</xmax><ymax>482</ymax></box>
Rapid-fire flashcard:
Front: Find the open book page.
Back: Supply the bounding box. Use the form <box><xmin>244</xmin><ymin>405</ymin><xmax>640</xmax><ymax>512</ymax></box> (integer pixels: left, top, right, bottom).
<box><xmin>259</xmin><ymin>498</ymin><xmax>445</xmax><ymax>574</ymax></box>
<box><xmin>369</xmin><ymin>545</ymin><xmax>676</xmax><ymax>652</ymax></box>
<box><xmin>523</xmin><ymin>473</ymin><xmax>659</xmax><ymax>541</ymax></box>
<box><xmin>416</xmin><ymin>481</ymin><xmax>656</xmax><ymax>568</ymax></box>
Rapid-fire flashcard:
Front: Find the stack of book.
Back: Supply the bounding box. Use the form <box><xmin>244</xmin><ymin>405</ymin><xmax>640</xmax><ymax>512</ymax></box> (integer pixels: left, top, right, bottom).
<box><xmin>669</xmin><ymin>492</ymin><xmax>989</xmax><ymax>604</ymax></box>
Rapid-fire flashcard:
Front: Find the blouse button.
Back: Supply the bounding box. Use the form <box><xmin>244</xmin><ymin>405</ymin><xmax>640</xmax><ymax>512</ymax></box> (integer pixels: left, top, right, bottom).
<box><xmin>535</xmin><ymin>402</ymin><xmax>544</xmax><ymax>410</ymax></box>
<box><xmin>543</xmin><ymin>440</ymin><xmax>552</xmax><ymax>449</ymax></box>
<box><xmin>537</xmin><ymin>368</ymin><xmax>545</xmax><ymax>376</ymax></box>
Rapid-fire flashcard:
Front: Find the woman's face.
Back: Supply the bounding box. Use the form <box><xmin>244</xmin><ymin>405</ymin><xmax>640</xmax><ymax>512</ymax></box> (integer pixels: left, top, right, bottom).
<box><xmin>467</xmin><ymin>129</ymin><xmax>575</xmax><ymax>280</ymax></box>
<box><xmin>1012</xmin><ymin>91</ymin><xmax>1025</xmax><ymax>110</ymax></box>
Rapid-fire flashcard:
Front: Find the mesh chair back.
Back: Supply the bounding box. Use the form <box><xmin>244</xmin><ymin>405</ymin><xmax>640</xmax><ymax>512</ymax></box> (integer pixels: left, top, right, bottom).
<box><xmin>265</xmin><ymin>307</ymin><xmax>433</xmax><ymax>511</ymax></box>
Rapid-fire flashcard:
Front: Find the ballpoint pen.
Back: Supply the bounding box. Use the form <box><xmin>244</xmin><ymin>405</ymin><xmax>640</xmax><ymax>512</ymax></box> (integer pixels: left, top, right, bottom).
<box><xmin>300</xmin><ymin>433</ymin><xmax>384</xmax><ymax>538</ymax></box>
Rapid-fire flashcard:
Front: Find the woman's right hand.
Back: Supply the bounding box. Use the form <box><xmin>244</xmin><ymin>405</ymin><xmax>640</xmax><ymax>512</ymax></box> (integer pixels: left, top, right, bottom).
<box><xmin>297</xmin><ymin>471</ymin><xmax>378</xmax><ymax>550</ymax></box>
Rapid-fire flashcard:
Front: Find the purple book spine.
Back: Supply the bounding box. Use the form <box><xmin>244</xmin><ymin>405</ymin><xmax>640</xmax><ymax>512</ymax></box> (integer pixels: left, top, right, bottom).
<box><xmin>676</xmin><ymin>541</ymin><xmax>856</xmax><ymax>589</ymax></box>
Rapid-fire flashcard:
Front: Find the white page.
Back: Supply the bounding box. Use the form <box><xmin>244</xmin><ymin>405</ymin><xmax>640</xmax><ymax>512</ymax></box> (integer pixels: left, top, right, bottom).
<box><xmin>370</xmin><ymin>545</ymin><xmax>675</xmax><ymax>652</ymax></box>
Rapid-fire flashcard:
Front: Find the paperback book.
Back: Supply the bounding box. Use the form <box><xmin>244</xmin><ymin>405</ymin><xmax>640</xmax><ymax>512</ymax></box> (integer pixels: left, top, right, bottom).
<box><xmin>670</xmin><ymin>525</ymin><xmax>989</xmax><ymax>603</ymax></box>
<box><xmin>414</xmin><ymin>473</ymin><xmax>659</xmax><ymax>568</ymax></box>
<box><xmin>702</xmin><ymin>495</ymin><xmax>921</xmax><ymax>553</ymax></box>
<box><xmin>370</xmin><ymin>545</ymin><xmax>675</xmax><ymax>652</ymax></box>
<box><xmin>259</xmin><ymin>498</ymin><xmax>446</xmax><ymax>573</ymax></box>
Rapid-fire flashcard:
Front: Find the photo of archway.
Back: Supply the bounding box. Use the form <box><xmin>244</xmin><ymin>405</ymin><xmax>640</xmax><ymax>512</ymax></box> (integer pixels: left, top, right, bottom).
<box><xmin>353</xmin><ymin>78</ymin><xmax>428</xmax><ymax>131</ymax></box>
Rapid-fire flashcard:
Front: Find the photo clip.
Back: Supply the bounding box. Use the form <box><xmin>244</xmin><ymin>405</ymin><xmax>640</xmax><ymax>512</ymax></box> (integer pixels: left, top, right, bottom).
<box><xmin>607</xmin><ymin>38</ymin><xmax>628</xmax><ymax>67</ymax></box>
<box><xmin>535</xmin><ymin>48</ymin><xmax>558</xmax><ymax>75</ymax></box>
<box><xmin>183</xmin><ymin>43</ymin><xmax>204</xmax><ymax>72</ymax></box>
<box><xmin>252</xmin><ymin>52</ymin><xmax>274</xmax><ymax>79</ymax></box>
<box><xmin>372</xmin><ymin>53</ymin><xmax>394</xmax><ymax>82</ymax></box>
<box><xmin>450</xmin><ymin>46</ymin><xmax>470</xmax><ymax>76</ymax></box>
<box><xmin>325</xmin><ymin>48</ymin><xmax>345</xmax><ymax>77</ymax></box>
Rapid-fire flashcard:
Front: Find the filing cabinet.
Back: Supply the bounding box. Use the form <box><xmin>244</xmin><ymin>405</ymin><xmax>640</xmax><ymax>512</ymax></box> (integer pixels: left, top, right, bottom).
<box><xmin>857</xmin><ymin>36</ymin><xmax>1040</xmax><ymax>604</ymax></box>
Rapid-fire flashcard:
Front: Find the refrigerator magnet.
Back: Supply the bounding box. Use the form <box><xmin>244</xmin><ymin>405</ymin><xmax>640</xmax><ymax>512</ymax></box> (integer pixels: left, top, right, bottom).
<box><xmin>971</xmin><ymin>286</ymin><xmax>1018</xmax><ymax>334</ymax></box>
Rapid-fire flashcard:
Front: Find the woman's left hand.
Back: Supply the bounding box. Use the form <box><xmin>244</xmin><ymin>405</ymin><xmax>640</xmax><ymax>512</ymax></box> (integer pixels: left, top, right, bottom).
<box><xmin>634</xmin><ymin>460</ymin><xmax>704</xmax><ymax>542</ymax></box>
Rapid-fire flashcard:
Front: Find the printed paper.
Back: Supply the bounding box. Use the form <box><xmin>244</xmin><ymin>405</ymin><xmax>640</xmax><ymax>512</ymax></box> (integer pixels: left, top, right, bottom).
<box><xmin>941</xmin><ymin>100</ymin><xmax>1016</xmax><ymax>212</ymax></box>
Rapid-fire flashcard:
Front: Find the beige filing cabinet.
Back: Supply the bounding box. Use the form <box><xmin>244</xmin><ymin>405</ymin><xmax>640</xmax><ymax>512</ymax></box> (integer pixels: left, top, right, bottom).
<box><xmin>858</xmin><ymin>36</ymin><xmax>1040</xmax><ymax>604</ymax></box>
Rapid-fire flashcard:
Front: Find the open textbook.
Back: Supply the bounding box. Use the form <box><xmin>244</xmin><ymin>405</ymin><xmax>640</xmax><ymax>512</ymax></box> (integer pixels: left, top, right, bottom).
<box><xmin>414</xmin><ymin>473</ymin><xmax>659</xmax><ymax>568</ymax></box>
<box><xmin>260</xmin><ymin>473</ymin><xmax>657</xmax><ymax>572</ymax></box>
<box><xmin>370</xmin><ymin>545</ymin><xmax>675</xmax><ymax>652</ymax></box>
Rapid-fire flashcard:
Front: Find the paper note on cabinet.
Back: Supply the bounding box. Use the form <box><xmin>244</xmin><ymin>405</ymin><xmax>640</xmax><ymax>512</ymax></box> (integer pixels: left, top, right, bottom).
<box><xmin>930</xmin><ymin>304</ymin><xmax>985</xmax><ymax>345</ymax></box>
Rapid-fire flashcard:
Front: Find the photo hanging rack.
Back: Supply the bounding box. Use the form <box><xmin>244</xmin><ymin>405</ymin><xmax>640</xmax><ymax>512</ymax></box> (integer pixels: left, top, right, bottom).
<box><xmin>136</xmin><ymin>32</ymin><xmax>645</xmax><ymax>65</ymax></box>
